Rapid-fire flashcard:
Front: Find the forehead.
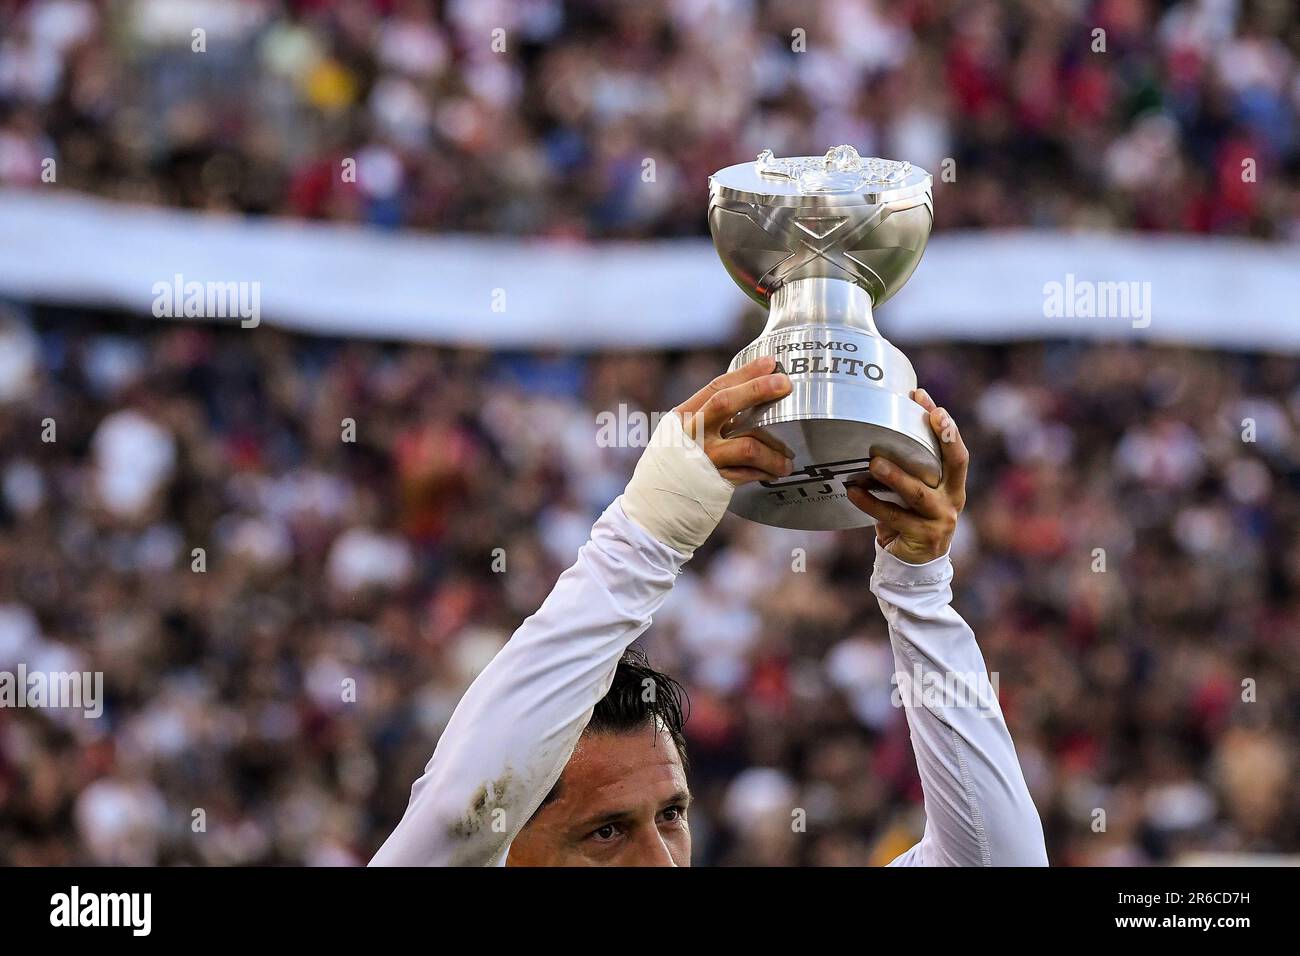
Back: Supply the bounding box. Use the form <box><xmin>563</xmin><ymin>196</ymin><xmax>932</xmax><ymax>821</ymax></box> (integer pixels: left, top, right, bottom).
<box><xmin>554</xmin><ymin>724</ymin><xmax>687</xmax><ymax>814</ymax></box>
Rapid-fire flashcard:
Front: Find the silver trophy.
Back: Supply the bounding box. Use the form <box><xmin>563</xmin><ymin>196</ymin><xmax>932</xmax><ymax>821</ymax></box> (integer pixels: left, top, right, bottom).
<box><xmin>709</xmin><ymin>145</ymin><xmax>939</xmax><ymax>530</ymax></box>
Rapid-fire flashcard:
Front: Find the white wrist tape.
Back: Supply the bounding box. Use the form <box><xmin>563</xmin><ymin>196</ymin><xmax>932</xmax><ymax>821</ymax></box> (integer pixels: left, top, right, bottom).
<box><xmin>619</xmin><ymin>412</ymin><xmax>735</xmax><ymax>555</ymax></box>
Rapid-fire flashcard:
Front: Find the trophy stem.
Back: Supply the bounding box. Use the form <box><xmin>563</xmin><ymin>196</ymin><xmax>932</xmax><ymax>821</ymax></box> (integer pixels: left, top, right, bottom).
<box><xmin>762</xmin><ymin>277</ymin><xmax>880</xmax><ymax>337</ymax></box>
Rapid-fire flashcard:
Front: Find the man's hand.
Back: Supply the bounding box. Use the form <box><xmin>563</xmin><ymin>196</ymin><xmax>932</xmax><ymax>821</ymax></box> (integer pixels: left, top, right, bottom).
<box><xmin>675</xmin><ymin>356</ymin><xmax>794</xmax><ymax>486</ymax></box>
<box><xmin>846</xmin><ymin>388</ymin><xmax>969</xmax><ymax>565</ymax></box>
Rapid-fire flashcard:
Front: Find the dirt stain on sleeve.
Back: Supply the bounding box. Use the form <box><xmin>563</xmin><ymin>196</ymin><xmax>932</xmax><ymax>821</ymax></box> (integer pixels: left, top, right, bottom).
<box><xmin>446</xmin><ymin>772</ymin><xmax>516</xmax><ymax>865</ymax></box>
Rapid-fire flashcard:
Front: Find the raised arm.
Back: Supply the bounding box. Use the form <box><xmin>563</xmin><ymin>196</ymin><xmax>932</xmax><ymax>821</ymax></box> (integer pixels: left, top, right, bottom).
<box><xmin>371</xmin><ymin>359</ymin><xmax>793</xmax><ymax>866</ymax></box>
<box><xmin>849</xmin><ymin>390</ymin><xmax>1047</xmax><ymax>867</ymax></box>
<box><xmin>872</xmin><ymin>545</ymin><xmax>1047</xmax><ymax>866</ymax></box>
<box><xmin>370</xmin><ymin>499</ymin><xmax>688</xmax><ymax>866</ymax></box>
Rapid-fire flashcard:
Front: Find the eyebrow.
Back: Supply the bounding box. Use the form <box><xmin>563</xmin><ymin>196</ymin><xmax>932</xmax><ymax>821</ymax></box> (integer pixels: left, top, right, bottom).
<box><xmin>573</xmin><ymin>789</ymin><xmax>693</xmax><ymax>832</ymax></box>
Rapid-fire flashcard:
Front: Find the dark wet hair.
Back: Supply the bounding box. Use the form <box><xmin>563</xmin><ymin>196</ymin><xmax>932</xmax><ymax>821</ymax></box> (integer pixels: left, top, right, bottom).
<box><xmin>538</xmin><ymin>649</ymin><xmax>689</xmax><ymax>809</ymax></box>
<box><xmin>587</xmin><ymin>647</ymin><xmax>689</xmax><ymax>768</ymax></box>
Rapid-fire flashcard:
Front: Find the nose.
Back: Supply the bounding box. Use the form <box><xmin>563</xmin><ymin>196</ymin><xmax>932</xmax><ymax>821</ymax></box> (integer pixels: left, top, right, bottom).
<box><xmin>627</xmin><ymin>829</ymin><xmax>678</xmax><ymax>867</ymax></box>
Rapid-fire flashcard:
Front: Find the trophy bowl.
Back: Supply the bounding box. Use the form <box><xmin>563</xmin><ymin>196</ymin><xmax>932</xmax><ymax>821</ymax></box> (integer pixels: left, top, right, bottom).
<box><xmin>709</xmin><ymin>145</ymin><xmax>940</xmax><ymax>531</ymax></box>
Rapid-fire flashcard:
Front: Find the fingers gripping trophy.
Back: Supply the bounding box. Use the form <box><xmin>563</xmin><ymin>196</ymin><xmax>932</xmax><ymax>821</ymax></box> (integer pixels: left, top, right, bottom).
<box><xmin>708</xmin><ymin>145</ymin><xmax>940</xmax><ymax>531</ymax></box>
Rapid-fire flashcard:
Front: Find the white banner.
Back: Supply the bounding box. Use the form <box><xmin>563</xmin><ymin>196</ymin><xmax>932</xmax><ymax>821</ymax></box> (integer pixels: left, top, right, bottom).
<box><xmin>3</xmin><ymin>188</ymin><xmax>1298</xmax><ymax>351</ymax></box>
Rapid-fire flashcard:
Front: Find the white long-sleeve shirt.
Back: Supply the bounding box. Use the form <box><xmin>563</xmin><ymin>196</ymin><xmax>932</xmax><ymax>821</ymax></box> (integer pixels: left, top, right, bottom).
<box><xmin>872</xmin><ymin>539</ymin><xmax>1048</xmax><ymax>866</ymax></box>
<box><xmin>371</xmin><ymin>498</ymin><xmax>1047</xmax><ymax>867</ymax></box>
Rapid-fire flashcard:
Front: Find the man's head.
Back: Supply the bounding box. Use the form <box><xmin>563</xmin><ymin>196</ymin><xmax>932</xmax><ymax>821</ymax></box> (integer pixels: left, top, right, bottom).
<box><xmin>506</xmin><ymin>650</ymin><xmax>692</xmax><ymax>866</ymax></box>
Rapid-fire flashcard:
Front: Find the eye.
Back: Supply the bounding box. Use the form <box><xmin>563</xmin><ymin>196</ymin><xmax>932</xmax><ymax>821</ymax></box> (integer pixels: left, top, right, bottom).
<box><xmin>660</xmin><ymin>805</ymin><xmax>687</xmax><ymax>825</ymax></box>
<box><xmin>590</xmin><ymin>823</ymin><xmax>621</xmax><ymax>843</ymax></box>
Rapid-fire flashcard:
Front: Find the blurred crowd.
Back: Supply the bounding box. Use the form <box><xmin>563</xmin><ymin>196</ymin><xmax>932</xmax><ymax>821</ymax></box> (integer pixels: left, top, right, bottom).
<box><xmin>1</xmin><ymin>0</ymin><xmax>1299</xmax><ymax>237</ymax></box>
<box><xmin>0</xmin><ymin>303</ymin><xmax>1297</xmax><ymax>865</ymax></box>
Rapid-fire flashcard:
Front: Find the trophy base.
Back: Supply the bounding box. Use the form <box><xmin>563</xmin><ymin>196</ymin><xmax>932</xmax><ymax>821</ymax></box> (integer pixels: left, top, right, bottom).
<box><xmin>724</xmin><ymin>390</ymin><xmax>942</xmax><ymax>531</ymax></box>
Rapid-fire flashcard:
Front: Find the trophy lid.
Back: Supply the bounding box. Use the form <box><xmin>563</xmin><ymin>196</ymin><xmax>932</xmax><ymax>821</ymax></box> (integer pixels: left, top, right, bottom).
<box><xmin>710</xmin><ymin>145</ymin><xmax>930</xmax><ymax>208</ymax></box>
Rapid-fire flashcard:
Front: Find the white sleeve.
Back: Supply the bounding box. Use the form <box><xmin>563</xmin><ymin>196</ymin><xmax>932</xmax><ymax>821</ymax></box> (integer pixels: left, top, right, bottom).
<box><xmin>871</xmin><ymin>542</ymin><xmax>1048</xmax><ymax>867</ymax></box>
<box><xmin>369</xmin><ymin>499</ymin><xmax>689</xmax><ymax>867</ymax></box>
